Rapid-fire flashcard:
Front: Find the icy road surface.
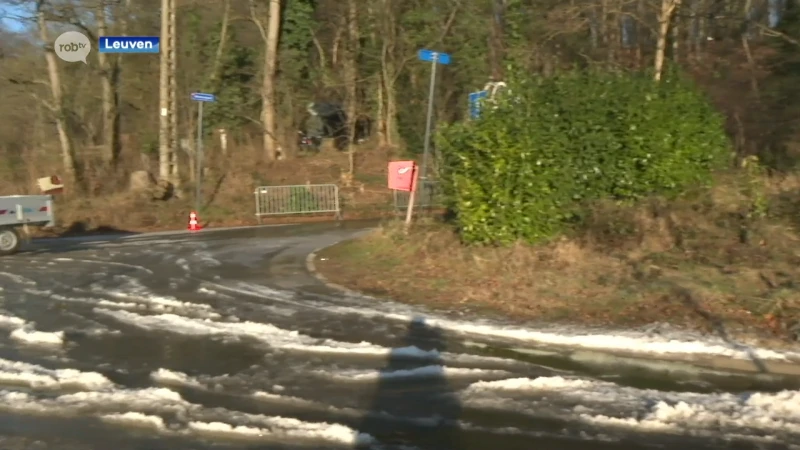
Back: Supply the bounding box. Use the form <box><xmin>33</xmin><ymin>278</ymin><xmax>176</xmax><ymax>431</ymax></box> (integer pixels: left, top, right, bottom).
<box><xmin>0</xmin><ymin>221</ymin><xmax>798</xmax><ymax>450</ymax></box>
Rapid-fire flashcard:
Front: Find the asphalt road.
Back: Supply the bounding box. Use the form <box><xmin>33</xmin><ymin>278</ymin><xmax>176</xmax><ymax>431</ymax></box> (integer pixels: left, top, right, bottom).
<box><xmin>0</xmin><ymin>221</ymin><xmax>797</xmax><ymax>450</ymax></box>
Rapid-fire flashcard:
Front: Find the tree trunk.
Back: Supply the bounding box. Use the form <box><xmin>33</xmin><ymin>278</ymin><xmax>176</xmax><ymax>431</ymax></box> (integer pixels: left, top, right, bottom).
<box><xmin>97</xmin><ymin>1</ymin><xmax>120</xmax><ymax>167</ymax></box>
<box><xmin>378</xmin><ymin>0</ymin><xmax>400</xmax><ymax>147</ymax></box>
<box><xmin>259</xmin><ymin>0</ymin><xmax>281</xmax><ymax>161</ymax></box>
<box><xmin>741</xmin><ymin>0</ymin><xmax>760</xmax><ymax>99</ymax></box>
<box><xmin>344</xmin><ymin>0</ymin><xmax>359</xmax><ymax>176</ymax></box>
<box><xmin>654</xmin><ymin>0</ymin><xmax>682</xmax><ymax>81</ymax></box>
<box><xmin>207</xmin><ymin>0</ymin><xmax>231</xmax><ymax>88</ymax></box>
<box><xmin>488</xmin><ymin>0</ymin><xmax>505</xmax><ymax>80</ymax></box>
<box><xmin>37</xmin><ymin>3</ymin><xmax>81</xmax><ymax>189</ymax></box>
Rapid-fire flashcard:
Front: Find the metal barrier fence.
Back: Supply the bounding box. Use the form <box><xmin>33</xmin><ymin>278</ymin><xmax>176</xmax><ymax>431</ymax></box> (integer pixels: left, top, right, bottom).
<box><xmin>254</xmin><ymin>184</ymin><xmax>341</xmax><ymax>221</ymax></box>
<box><xmin>393</xmin><ymin>180</ymin><xmax>443</xmax><ymax>211</ymax></box>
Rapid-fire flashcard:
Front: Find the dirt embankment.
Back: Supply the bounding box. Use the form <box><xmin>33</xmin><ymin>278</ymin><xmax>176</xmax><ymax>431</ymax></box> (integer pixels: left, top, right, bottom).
<box><xmin>6</xmin><ymin>146</ymin><xmax>403</xmax><ymax>237</ymax></box>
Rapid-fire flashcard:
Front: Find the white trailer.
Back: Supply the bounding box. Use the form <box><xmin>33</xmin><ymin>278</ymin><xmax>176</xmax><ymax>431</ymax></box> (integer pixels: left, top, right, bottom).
<box><xmin>0</xmin><ymin>195</ymin><xmax>55</xmax><ymax>255</ymax></box>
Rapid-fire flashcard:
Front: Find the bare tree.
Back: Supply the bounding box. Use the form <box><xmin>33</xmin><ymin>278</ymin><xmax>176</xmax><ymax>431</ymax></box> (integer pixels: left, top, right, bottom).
<box><xmin>250</xmin><ymin>0</ymin><xmax>281</xmax><ymax>161</ymax></box>
<box><xmin>36</xmin><ymin>0</ymin><xmax>82</xmax><ymax>188</ymax></box>
<box><xmin>654</xmin><ymin>0</ymin><xmax>683</xmax><ymax>81</ymax></box>
<box><xmin>343</xmin><ymin>0</ymin><xmax>359</xmax><ymax>178</ymax></box>
<box><xmin>96</xmin><ymin>0</ymin><xmax>121</xmax><ymax>167</ymax></box>
<box><xmin>377</xmin><ymin>0</ymin><xmax>401</xmax><ymax>147</ymax></box>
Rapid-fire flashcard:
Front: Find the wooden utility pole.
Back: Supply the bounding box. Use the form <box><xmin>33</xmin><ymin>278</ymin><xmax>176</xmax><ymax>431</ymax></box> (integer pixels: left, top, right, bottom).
<box><xmin>159</xmin><ymin>0</ymin><xmax>179</xmax><ymax>186</ymax></box>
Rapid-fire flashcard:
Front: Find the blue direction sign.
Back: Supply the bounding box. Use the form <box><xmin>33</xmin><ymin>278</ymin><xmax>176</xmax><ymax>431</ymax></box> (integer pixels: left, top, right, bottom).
<box><xmin>418</xmin><ymin>49</ymin><xmax>451</xmax><ymax>65</ymax></box>
<box><xmin>469</xmin><ymin>90</ymin><xmax>488</xmax><ymax>119</ymax></box>
<box><xmin>190</xmin><ymin>92</ymin><xmax>216</xmax><ymax>102</ymax></box>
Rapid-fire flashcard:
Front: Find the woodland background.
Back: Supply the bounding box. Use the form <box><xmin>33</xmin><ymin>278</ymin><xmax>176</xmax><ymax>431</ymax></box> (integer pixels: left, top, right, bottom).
<box><xmin>0</xmin><ymin>0</ymin><xmax>799</xmax><ymax>229</ymax></box>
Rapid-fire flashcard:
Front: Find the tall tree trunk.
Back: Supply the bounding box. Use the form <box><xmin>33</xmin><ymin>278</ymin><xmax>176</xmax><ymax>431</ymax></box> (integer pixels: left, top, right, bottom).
<box><xmin>741</xmin><ymin>0</ymin><xmax>761</xmax><ymax>98</ymax></box>
<box><xmin>251</xmin><ymin>0</ymin><xmax>282</xmax><ymax>161</ymax></box>
<box><xmin>97</xmin><ymin>1</ymin><xmax>120</xmax><ymax>168</ymax></box>
<box><xmin>378</xmin><ymin>0</ymin><xmax>400</xmax><ymax>147</ymax></box>
<box><xmin>207</xmin><ymin>0</ymin><xmax>231</xmax><ymax>89</ymax></box>
<box><xmin>37</xmin><ymin>1</ymin><xmax>81</xmax><ymax>190</ymax></box>
<box><xmin>344</xmin><ymin>0</ymin><xmax>359</xmax><ymax>176</ymax></box>
<box><xmin>654</xmin><ymin>0</ymin><xmax>682</xmax><ymax>81</ymax></box>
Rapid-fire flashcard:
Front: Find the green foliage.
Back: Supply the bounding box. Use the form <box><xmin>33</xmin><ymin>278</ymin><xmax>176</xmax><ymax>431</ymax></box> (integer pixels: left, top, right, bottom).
<box><xmin>183</xmin><ymin>10</ymin><xmax>258</xmax><ymax>132</ymax></box>
<box><xmin>437</xmin><ymin>68</ymin><xmax>732</xmax><ymax>245</ymax></box>
<box><xmin>278</xmin><ymin>0</ymin><xmax>316</xmax><ymax>111</ymax></box>
<box><xmin>205</xmin><ymin>40</ymin><xmax>257</xmax><ymax>130</ymax></box>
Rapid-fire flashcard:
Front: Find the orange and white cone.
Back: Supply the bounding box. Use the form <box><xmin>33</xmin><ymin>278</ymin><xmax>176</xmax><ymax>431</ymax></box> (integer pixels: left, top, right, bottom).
<box><xmin>187</xmin><ymin>211</ymin><xmax>202</xmax><ymax>231</ymax></box>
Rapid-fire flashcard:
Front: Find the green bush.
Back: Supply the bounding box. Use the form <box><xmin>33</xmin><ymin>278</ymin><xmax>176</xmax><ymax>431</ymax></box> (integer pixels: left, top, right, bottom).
<box><xmin>436</xmin><ymin>68</ymin><xmax>732</xmax><ymax>245</ymax></box>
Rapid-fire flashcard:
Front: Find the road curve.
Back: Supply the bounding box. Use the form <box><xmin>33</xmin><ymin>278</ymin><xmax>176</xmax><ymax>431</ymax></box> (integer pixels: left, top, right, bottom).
<box><xmin>0</xmin><ymin>221</ymin><xmax>797</xmax><ymax>450</ymax></box>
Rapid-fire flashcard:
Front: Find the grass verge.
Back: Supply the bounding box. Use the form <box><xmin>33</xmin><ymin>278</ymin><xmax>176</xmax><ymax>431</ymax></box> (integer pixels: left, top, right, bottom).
<box><xmin>316</xmin><ymin>174</ymin><xmax>800</xmax><ymax>347</ymax></box>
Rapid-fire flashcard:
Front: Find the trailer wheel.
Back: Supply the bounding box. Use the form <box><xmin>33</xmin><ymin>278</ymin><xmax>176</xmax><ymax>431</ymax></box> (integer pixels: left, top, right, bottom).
<box><xmin>0</xmin><ymin>228</ymin><xmax>21</xmax><ymax>256</ymax></box>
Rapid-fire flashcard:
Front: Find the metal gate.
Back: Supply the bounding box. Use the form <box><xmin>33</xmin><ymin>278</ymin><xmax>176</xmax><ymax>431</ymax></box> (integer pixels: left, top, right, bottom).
<box><xmin>393</xmin><ymin>180</ymin><xmax>442</xmax><ymax>210</ymax></box>
<box><xmin>254</xmin><ymin>184</ymin><xmax>341</xmax><ymax>221</ymax></box>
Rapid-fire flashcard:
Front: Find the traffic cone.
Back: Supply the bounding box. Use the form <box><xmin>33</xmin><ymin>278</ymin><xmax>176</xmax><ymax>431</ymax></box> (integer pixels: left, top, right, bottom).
<box><xmin>187</xmin><ymin>211</ymin><xmax>202</xmax><ymax>231</ymax></box>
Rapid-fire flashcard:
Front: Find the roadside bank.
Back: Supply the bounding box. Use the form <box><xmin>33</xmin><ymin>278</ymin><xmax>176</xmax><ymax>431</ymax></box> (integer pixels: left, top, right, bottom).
<box><xmin>308</xmin><ymin>222</ymin><xmax>800</xmax><ymax>378</ymax></box>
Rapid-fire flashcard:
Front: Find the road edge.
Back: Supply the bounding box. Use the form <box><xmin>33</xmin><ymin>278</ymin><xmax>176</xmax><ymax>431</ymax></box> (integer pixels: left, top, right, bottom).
<box><xmin>306</xmin><ymin>242</ymin><xmax>367</xmax><ymax>297</ymax></box>
<box><xmin>304</xmin><ymin>235</ymin><xmax>800</xmax><ymax>378</ymax></box>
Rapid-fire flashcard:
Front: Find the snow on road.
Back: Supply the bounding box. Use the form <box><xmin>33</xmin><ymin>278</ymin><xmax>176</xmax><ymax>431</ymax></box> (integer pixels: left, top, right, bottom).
<box><xmin>0</xmin><ymin>231</ymin><xmax>797</xmax><ymax>449</ymax></box>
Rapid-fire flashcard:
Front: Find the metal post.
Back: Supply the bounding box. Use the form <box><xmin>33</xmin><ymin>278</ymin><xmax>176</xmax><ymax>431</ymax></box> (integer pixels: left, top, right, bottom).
<box><xmin>420</xmin><ymin>56</ymin><xmax>438</xmax><ymax>183</ymax></box>
<box><xmin>195</xmin><ymin>101</ymin><xmax>203</xmax><ymax>213</ymax></box>
<box><xmin>404</xmin><ymin>170</ymin><xmax>419</xmax><ymax>233</ymax></box>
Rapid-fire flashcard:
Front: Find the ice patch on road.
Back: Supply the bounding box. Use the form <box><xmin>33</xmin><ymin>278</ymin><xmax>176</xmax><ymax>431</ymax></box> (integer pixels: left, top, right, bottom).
<box><xmin>322</xmin><ymin>365</ymin><xmax>510</xmax><ymax>382</ymax></box>
<box><xmin>95</xmin><ymin>308</ymin><xmax>440</xmax><ymax>359</ymax></box>
<box><xmin>0</xmin><ymin>311</ymin><xmax>65</xmax><ymax>347</ymax></box>
<box><xmin>175</xmin><ymin>258</ymin><xmax>191</xmax><ymax>272</ymax></box>
<box><xmin>188</xmin><ymin>417</ymin><xmax>374</xmax><ymax>446</ymax></box>
<box><xmin>148</xmin><ymin>369</ymin><xmax>458</xmax><ymax>432</ymax></box>
<box><xmin>52</xmin><ymin>257</ymin><xmax>153</xmax><ymax>275</ymax></box>
<box><xmin>22</xmin><ymin>287</ymin><xmax>144</xmax><ymax>312</ymax></box>
<box><xmin>461</xmin><ymin>376</ymin><xmax>800</xmax><ymax>441</ymax></box>
<box><xmin>0</xmin><ymin>387</ymin><xmax>186</xmax><ymax>416</ymax></box>
<box><xmin>101</xmin><ymin>411</ymin><xmax>166</xmax><ymax>431</ymax></box>
<box><xmin>97</xmin><ymin>308</ymin><xmax>517</xmax><ymax>367</ymax></box>
<box><xmin>197</xmin><ymin>286</ymin><xmax>234</xmax><ymax>300</ymax></box>
<box><xmin>213</xmin><ymin>282</ymin><xmax>800</xmax><ymax>361</ymax></box>
<box><xmin>90</xmin><ymin>275</ymin><xmax>220</xmax><ymax>318</ymax></box>
<box><xmin>0</xmin><ymin>357</ymin><xmax>113</xmax><ymax>390</ymax></box>
<box><xmin>0</xmin><ymin>272</ymin><xmax>36</xmax><ymax>285</ymax></box>
<box><xmin>0</xmin><ymin>313</ymin><xmax>26</xmax><ymax>329</ymax></box>
<box><xmin>10</xmin><ymin>328</ymin><xmax>64</xmax><ymax>346</ymax></box>
<box><xmin>150</xmin><ymin>368</ymin><xmax>203</xmax><ymax>388</ymax></box>
<box><xmin>0</xmin><ymin>386</ymin><xmax>377</xmax><ymax>447</ymax></box>
<box><xmin>194</xmin><ymin>251</ymin><xmax>222</xmax><ymax>268</ymax></box>
<box><xmin>365</xmin><ymin>311</ymin><xmax>800</xmax><ymax>362</ymax></box>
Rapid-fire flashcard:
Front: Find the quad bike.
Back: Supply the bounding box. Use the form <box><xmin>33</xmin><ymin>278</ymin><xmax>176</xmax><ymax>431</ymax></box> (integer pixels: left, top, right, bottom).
<box><xmin>297</xmin><ymin>131</ymin><xmax>322</xmax><ymax>153</ymax></box>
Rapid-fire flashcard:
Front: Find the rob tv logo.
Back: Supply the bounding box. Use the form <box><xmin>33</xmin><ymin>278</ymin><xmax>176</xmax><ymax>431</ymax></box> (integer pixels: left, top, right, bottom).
<box><xmin>60</xmin><ymin>42</ymin><xmax>87</xmax><ymax>52</ymax></box>
<box><xmin>54</xmin><ymin>31</ymin><xmax>92</xmax><ymax>63</ymax></box>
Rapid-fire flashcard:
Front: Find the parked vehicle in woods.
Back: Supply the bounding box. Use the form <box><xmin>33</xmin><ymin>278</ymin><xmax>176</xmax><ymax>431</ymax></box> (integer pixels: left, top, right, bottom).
<box><xmin>299</xmin><ymin>102</ymin><xmax>371</xmax><ymax>152</ymax></box>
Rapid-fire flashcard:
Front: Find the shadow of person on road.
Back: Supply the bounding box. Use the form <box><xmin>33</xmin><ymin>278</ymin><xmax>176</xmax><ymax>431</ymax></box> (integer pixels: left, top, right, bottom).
<box><xmin>357</xmin><ymin>316</ymin><xmax>464</xmax><ymax>449</ymax></box>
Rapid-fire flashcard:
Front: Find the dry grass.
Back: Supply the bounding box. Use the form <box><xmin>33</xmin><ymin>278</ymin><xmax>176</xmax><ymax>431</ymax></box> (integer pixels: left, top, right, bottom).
<box><xmin>317</xmin><ymin>172</ymin><xmax>800</xmax><ymax>343</ymax></box>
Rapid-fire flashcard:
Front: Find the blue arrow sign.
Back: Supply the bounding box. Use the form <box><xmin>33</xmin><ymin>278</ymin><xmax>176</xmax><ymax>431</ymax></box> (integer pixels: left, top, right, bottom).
<box><xmin>191</xmin><ymin>92</ymin><xmax>216</xmax><ymax>102</ymax></box>
<box><xmin>469</xmin><ymin>90</ymin><xmax>488</xmax><ymax>119</ymax></box>
<box><xmin>418</xmin><ymin>49</ymin><xmax>451</xmax><ymax>65</ymax></box>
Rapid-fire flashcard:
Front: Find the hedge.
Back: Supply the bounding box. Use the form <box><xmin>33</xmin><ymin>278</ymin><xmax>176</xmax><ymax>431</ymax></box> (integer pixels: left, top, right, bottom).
<box><xmin>436</xmin><ymin>68</ymin><xmax>732</xmax><ymax>245</ymax></box>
